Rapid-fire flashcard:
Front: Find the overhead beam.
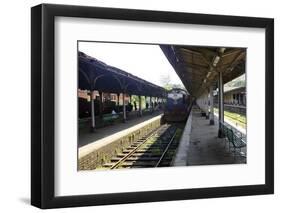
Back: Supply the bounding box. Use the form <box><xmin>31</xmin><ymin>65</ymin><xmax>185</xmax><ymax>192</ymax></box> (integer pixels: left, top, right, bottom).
<box><xmin>180</xmin><ymin>62</ymin><xmax>209</xmax><ymax>71</ymax></box>
<box><xmin>197</xmin><ymin>48</ymin><xmax>218</xmax><ymax>57</ymax></box>
<box><xmin>222</xmin><ymin>49</ymin><xmax>244</xmax><ymax>58</ymax></box>
<box><xmin>227</xmin><ymin>51</ymin><xmax>246</xmax><ymax>71</ymax></box>
<box><xmin>179</xmin><ymin>47</ymin><xmax>202</xmax><ymax>56</ymax></box>
<box><xmin>194</xmin><ymin>48</ymin><xmax>226</xmax><ymax>97</ymax></box>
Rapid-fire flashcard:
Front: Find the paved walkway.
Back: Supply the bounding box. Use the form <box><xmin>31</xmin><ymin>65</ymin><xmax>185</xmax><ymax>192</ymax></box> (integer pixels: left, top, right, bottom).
<box><xmin>173</xmin><ymin>107</ymin><xmax>246</xmax><ymax>166</ymax></box>
<box><xmin>79</xmin><ymin>111</ymin><xmax>163</xmax><ymax>148</ymax></box>
<box><xmin>79</xmin><ymin>113</ymin><xmax>163</xmax><ymax>159</ymax></box>
<box><xmin>172</xmin><ymin>112</ymin><xmax>192</xmax><ymax>166</ymax></box>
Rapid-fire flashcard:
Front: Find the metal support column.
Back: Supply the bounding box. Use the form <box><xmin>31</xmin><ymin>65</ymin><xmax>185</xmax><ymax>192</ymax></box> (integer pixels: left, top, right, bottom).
<box><xmin>117</xmin><ymin>93</ymin><xmax>120</xmax><ymax>112</ymax></box>
<box><xmin>218</xmin><ymin>71</ymin><xmax>224</xmax><ymax>137</ymax></box>
<box><xmin>123</xmin><ymin>92</ymin><xmax>126</xmax><ymax>122</ymax></box>
<box><xmin>206</xmin><ymin>91</ymin><xmax>209</xmax><ymax>119</ymax></box>
<box><xmin>90</xmin><ymin>91</ymin><xmax>95</xmax><ymax>132</ymax></box>
<box><xmin>150</xmin><ymin>96</ymin><xmax>152</xmax><ymax>112</ymax></box>
<box><xmin>209</xmin><ymin>86</ymin><xmax>214</xmax><ymax>125</ymax></box>
<box><xmin>145</xmin><ymin>96</ymin><xmax>147</xmax><ymax>110</ymax></box>
<box><xmin>138</xmin><ymin>95</ymin><xmax>142</xmax><ymax>116</ymax></box>
<box><xmin>99</xmin><ymin>91</ymin><xmax>103</xmax><ymax>118</ymax></box>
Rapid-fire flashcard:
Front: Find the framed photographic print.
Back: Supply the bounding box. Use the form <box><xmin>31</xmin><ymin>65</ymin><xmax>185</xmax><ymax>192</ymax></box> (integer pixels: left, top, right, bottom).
<box><xmin>31</xmin><ymin>3</ymin><xmax>274</xmax><ymax>209</ymax></box>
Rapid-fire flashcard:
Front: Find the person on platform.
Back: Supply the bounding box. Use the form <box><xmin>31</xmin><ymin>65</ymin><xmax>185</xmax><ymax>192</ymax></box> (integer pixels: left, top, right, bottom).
<box><xmin>111</xmin><ymin>109</ymin><xmax>118</xmax><ymax>118</ymax></box>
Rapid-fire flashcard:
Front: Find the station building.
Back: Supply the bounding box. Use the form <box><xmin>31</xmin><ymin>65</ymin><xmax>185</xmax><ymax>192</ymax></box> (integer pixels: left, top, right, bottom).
<box><xmin>78</xmin><ymin>46</ymin><xmax>247</xmax><ymax>170</ymax></box>
<box><xmin>223</xmin><ymin>86</ymin><xmax>246</xmax><ymax>106</ymax></box>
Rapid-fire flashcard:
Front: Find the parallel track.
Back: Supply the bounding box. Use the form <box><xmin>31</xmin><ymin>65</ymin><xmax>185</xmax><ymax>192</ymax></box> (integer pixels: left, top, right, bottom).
<box><xmin>102</xmin><ymin>124</ymin><xmax>178</xmax><ymax>169</ymax></box>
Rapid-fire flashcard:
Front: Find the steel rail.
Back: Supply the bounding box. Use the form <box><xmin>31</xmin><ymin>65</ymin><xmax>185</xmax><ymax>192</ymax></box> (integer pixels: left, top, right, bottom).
<box><xmin>154</xmin><ymin>129</ymin><xmax>177</xmax><ymax>167</ymax></box>
<box><xmin>109</xmin><ymin>125</ymin><xmax>167</xmax><ymax>169</ymax></box>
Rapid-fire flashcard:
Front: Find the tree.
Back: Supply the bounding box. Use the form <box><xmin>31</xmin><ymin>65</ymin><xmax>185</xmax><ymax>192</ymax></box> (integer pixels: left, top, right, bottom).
<box><xmin>160</xmin><ymin>74</ymin><xmax>172</xmax><ymax>90</ymax></box>
<box><xmin>160</xmin><ymin>74</ymin><xmax>185</xmax><ymax>90</ymax></box>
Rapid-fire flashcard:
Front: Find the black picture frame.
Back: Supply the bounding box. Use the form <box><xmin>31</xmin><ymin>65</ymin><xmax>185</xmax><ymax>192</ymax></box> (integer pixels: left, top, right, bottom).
<box><xmin>31</xmin><ymin>3</ymin><xmax>274</xmax><ymax>209</ymax></box>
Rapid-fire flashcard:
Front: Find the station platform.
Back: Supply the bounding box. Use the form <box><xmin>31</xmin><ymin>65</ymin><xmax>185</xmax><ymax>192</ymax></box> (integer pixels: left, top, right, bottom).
<box><xmin>79</xmin><ymin>110</ymin><xmax>163</xmax><ymax>148</ymax></box>
<box><xmin>79</xmin><ymin>111</ymin><xmax>163</xmax><ymax>165</ymax></box>
<box><xmin>173</xmin><ymin>107</ymin><xmax>246</xmax><ymax>166</ymax></box>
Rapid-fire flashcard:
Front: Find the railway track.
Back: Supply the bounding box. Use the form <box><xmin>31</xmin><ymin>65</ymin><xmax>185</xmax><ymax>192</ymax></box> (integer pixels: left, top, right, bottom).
<box><xmin>102</xmin><ymin>124</ymin><xmax>179</xmax><ymax>169</ymax></box>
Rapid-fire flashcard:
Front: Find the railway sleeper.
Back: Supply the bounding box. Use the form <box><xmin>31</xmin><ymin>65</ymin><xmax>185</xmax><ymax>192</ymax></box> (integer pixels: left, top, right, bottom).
<box><xmin>102</xmin><ymin>162</ymin><xmax>156</xmax><ymax>168</ymax></box>
<box><xmin>110</xmin><ymin>157</ymin><xmax>163</xmax><ymax>161</ymax></box>
<box><xmin>122</xmin><ymin>149</ymin><xmax>167</xmax><ymax>153</ymax></box>
<box><xmin>129</xmin><ymin>141</ymin><xmax>172</xmax><ymax>147</ymax></box>
<box><xmin>125</xmin><ymin>144</ymin><xmax>170</xmax><ymax>150</ymax></box>
<box><xmin>115</xmin><ymin>161</ymin><xmax>159</xmax><ymax>167</ymax></box>
<box><xmin>116</xmin><ymin>153</ymin><xmax>162</xmax><ymax>158</ymax></box>
<box><xmin>103</xmin><ymin>161</ymin><xmax>171</xmax><ymax>168</ymax></box>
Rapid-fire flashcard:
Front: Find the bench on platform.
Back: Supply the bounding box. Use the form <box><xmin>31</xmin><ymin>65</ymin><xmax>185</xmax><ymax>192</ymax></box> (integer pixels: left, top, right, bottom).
<box><xmin>79</xmin><ymin>117</ymin><xmax>91</xmax><ymax>129</ymax></box>
<box><xmin>220</xmin><ymin>121</ymin><xmax>246</xmax><ymax>157</ymax></box>
<box><xmin>102</xmin><ymin>113</ymin><xmax>120</xmax><ymax>125</ymax></box>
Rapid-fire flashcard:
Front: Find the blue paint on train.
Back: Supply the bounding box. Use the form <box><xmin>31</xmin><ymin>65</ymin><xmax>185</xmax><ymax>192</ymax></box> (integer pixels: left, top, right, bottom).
<box><xmin>164</xmin><ymin>88</ymin><xmax>190</xmax><ymax>122</ymax></box>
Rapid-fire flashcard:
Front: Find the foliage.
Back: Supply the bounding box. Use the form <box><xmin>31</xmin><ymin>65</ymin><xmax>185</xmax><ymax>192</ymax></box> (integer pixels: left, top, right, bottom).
<box><xmin>160</xmin><ymin>73</ymin><xmax>185</xmax><ymax>90</ymax></box>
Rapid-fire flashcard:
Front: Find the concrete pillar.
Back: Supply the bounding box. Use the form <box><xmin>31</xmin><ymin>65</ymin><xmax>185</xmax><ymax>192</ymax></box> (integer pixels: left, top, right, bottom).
<box><xmin>90</xmin><ymin>91</ymin><xmax>95</xmax><ymax>132</ymax></box>
<box><xmin>138</xmin><ymin>95</ymin><xmax>142</xmax><ymax>116</ymax></box>
<box><xmin>218</xmin><ymin>71</ymin><xmax>224</xmax><ymax>138</ymax></box>
<box><xmin>123</xmin><ymin>92</ymin><xmax>126</xmax><ymax>122</ymax></box>
<box><xmin>209</xmin><ymin>87</ymin><xmax>214</xmax><ymax>125</ymax></box>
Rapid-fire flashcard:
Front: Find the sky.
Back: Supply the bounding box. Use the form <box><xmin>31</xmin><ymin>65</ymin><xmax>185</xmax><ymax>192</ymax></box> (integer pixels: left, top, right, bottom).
<box><xmin>78</xmin><ymin>42</ymin><xmax>184</xmax><ymax>87</ymax></box>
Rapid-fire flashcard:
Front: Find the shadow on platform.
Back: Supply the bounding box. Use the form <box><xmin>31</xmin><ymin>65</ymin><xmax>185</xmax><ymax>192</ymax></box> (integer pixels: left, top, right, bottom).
<box><xmin>173</xmin><ymin>107</ymin><xmax>246</xmax><ymax>166</ymax></box>
<box><xmin>79</xmin><ymin>111</ymin><xmax>163</xmax><ymax>148</ymax></box>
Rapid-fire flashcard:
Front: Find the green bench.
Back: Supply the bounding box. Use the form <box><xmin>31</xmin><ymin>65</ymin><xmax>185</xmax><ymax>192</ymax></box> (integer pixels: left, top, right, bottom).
<box><xmin>79</xmin><ymin>117</ymin><xmax>92</xmax><ymax>129</ymax></box>
<box><xmin>102</xmin><ymin>113</ymin><xmax>120</xmax><ymax>126</ymax></box>
<box><xmin>220</xmin><ymin>122</ymin><xmax>246</xmax><ymax>157</ymax></box>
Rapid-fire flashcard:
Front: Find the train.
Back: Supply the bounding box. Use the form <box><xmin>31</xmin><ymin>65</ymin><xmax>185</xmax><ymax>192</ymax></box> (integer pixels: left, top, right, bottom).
<box><xmin>163</xmin><ymin>88</ymin><xmax>191</xmax><ymax>122</ymax></box>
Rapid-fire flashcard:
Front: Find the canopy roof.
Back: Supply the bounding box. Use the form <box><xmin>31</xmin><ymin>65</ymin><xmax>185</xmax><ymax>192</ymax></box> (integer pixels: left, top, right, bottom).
<box><xmin>79</xmin><ymin>52</ymin><xmax>166</xmax><ymax>97</ymax></box>
<box><xmin>160</xmin><ymin>45</ymin><xmax>246</xmax><ymax>98</ymax></box>
<box><xmin>224</xmin><ymin>86</ymin><xmax>246</xmax><ymax>94</ymax></box>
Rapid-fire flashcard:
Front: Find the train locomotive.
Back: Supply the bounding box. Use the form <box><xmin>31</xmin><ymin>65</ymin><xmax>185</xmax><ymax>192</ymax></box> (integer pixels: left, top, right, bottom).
<box><xmin>163</xmin><ymin>88</ymin><xmax>191</xmax><ymax>122</ymax></box>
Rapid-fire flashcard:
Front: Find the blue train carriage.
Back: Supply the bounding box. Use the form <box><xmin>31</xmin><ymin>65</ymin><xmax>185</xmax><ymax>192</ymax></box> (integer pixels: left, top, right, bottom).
<box><xmin>163</xmin><ymin>88</ymin><xmax>190</xmax><ymax>122</ymax></box>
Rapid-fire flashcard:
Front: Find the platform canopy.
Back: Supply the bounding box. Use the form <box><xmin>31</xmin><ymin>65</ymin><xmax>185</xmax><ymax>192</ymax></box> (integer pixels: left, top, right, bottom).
<box><xmin>79</xmin><ymin>52</ymin><xmax>166</xmax><ymax>97</ymax></box>
<box><xmin>160</xmin><ymin>45</ymin><xmax>246</xmax><ymax>98</ymax></box>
